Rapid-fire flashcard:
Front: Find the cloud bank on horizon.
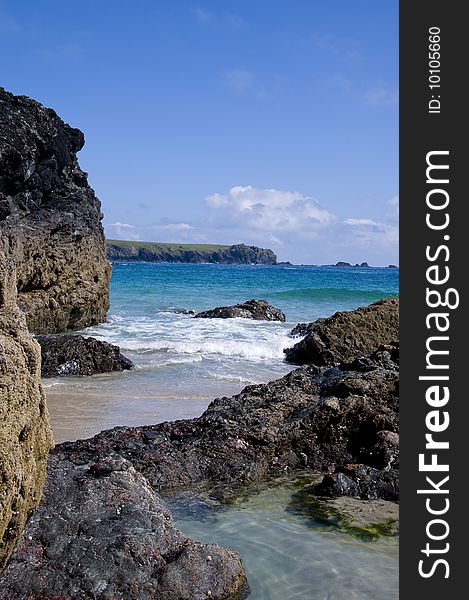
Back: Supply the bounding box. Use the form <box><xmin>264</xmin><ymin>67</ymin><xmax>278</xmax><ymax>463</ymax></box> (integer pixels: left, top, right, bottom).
<box><xmin>105</xmin><ymin>186</ymin><xmax>399</xmax><ymax>266</ymax></box>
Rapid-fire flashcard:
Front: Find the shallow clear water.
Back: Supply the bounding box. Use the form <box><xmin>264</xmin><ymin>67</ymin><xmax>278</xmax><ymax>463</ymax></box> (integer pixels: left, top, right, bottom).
<box><xmin>170</xmin><ymin>481</ymin><xmax>399</xmax><ymax>600</ymax></box>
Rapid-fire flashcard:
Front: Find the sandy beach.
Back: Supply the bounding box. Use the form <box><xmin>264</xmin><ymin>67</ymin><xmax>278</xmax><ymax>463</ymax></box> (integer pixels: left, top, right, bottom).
<box><xmin>45</xmin><ymin>388</ymin><xmax>212</xmax><ymax>444</ymax></box>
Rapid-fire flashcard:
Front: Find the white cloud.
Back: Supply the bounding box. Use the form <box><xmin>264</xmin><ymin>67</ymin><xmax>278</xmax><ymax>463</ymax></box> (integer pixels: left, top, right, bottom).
<box><xmin>344</xmin><ymin>218</ymin><xmax>382</xmax><ymax>227</ymax></box>
<box><xmin>106</xmin><ymin>222</ymin><xmax>140</xmax><ymax>241</ymax></box>
<box><xmin>342</xmin><ymin>217</ymin><xmax>398</xmax><ymax>245</ymax></box>
<box><xmin>151</xmin><ymin>223</ymin><xmax>194</xmax><ymax>232</ymax></box>
<box><xmin>224</xmin><ymin>69</ymin><xmax>254</xmax><ymax>92</ymax></box>
<box><xmin>205</xmin><ymin>185</ymin><xmax>335</xmax><ymax>232</ymax></box>
<box><xmin>269</xmin><ymin>234</ymin><xmax>283</xmax><ymax>246</ymax></box>
<box><xmin>109</xmin><ymin>222</ymin><xmax>135</xmax><ymax>229</ymax></box>
<box><xmin>389</xmin><ymin>195</ymin><xmax>399</xmax><ymax>216</ymax></box>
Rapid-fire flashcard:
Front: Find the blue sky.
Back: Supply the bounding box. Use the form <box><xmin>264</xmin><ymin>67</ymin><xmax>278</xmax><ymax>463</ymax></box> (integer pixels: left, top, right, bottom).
<box><xmin>1</xmin><ymin>1</ymin><xmax>398</xmax><ymax>265</ymax></box>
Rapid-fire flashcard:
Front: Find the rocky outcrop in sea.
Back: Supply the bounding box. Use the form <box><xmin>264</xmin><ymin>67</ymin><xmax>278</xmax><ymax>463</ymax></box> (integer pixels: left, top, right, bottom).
<box><xmin>37</xmin><ymin>334</ymin><xmax>133</xmax><ymax>377</ymax></box>
<box><xmin>106</xmin><ymin>241</ymin><xmax>277</xmax><ymax>265</ymax></box>
<box><xmin>328</xmin><ymin>261</ymin><xmax>370</xmax><ymax>268</ymax></box>
<box><xmin>0</xmin><ymin>87</ymin><xmax>111</xmax><ymax>334</ymax></box>
<box><xmin>285</xmin><ymin>297</ymin><xmax>399</xmax><ymax>365</ymax></box>
<box><xmin>195</xmin><ymin>299</ymin><xmax>286</xmax><ymax>322</ymax></box>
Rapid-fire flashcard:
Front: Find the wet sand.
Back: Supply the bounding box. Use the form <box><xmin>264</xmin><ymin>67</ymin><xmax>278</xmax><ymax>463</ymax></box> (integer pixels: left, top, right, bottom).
<box><xmin>45</xmin><ymin>389</ymin><xmax>211</xmax><ymax>444</ymax></box>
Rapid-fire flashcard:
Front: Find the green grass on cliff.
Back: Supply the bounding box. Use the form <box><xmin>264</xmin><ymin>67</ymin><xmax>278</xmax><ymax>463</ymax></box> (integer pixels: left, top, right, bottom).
<box><xmin>106</xmin><ymin>240</ymin><xmax>232</xmax><ymax>252</ymax></box>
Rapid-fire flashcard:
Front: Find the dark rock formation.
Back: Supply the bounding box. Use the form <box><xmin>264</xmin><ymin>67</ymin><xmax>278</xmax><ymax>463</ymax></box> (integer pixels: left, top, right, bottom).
<box><xmin>330</xmin><ymin>261</ymin><xmax>370</xmax><ymax>268</ymax></box>
<box><xmin>388</xmin><ymin>264</ymin><xmax>399</xmax><ymax>269</ymax></box>
<box><xmin>0</xmin><ymin>87</ymin><xmax>111</xmax><ymax>334</ymax></box>
<box><xmin>364</xmin><ymin>428</ymin><xmax>399</xmax><ymax>469</ymax></box>
<box><xmin>106</xmin><ymin>240</ymin><xmax>277</xmax><ymax>265</ymax></box>
<box><xmin>288</xmin><ymin>322</ymin><xmax>314</xmax><ymax>338</ymax></box>
<box><xmin>0</xmin><ymin>247</ymin><xmax>53</xmax><ymax>573</ymax></box>
<box><xmin>315</xmin><ymin>464</ymin><xmax>399</xmax><ymax>501</ymax></box>
<box><xmin>0</xmin><ymin>455</ymin><xmax>248</xmax><ymax>599</ymax></box>
<box><xmin>195</xmin><ymin>299</ymin><xmax>286</xmax><ymax>322</ymax></box>
<box><xmin>37</xmin><ymin>334</ymin><xmax>133</xmax><ymax>377</ymax></box>
<box><xmin>285</xmin><ymin>298</ymin><xmax>399</xmax><ymax>365</ymax></box>
<box><xmin>36</xmin><ymin>343</ymin><xmax>398</xmax><ymax>503</ymax></box>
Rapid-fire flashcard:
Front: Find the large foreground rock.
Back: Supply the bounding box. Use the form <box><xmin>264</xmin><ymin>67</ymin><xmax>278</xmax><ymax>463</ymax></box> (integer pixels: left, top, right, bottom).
<box><xmin>285</xmin><ymin>297</ymin><xmax>399</xmax><ymax>365</ymax></box>
<box><xmin>195</xmin><ymin>299</ymin><xmax>286</xmax><ymax>322</ymax></box>
<box><xmin>0</xmin><ymin>455</ymin><xmax>248</xmax><ymax>599</ymax></box>
<box><xmin>37</xmin><ymin>334</ymin><xmax>133</xmax><ymax>377</ymax></box>
<box><xmin>0</xmin><ymin>87</ymin><xmax>111</xmax><ymax>334</ymax></box>
<box><xmin>0</xmin><ymin>251</ymin><xmax>53</xmax><ymax>573</ymax></box>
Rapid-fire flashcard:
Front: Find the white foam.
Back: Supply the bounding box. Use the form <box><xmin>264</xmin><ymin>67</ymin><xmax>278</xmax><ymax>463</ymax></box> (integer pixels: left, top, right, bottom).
<box><xmin>133</xmin><ymin>355</ymin><xmax>204</xmax><ymax>370</ymax></box>
<box><xmin>41</xmin><ymin>380</ymin><xmax>66</xmax><ymax>388</ymax></box>
<box><xmin>84</xmin><ymin>313</ymin><xmax>295</xmax><ymax>362</ymax></box>
<box><xmin>205</xmin><ymin>373</ymin><xmax>257</xmax><ymax>384</ymax></box>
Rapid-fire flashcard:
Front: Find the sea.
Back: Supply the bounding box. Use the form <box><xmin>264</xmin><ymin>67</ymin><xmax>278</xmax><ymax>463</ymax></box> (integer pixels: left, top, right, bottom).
<box><xmin>43</xmin><ymin>262</ymin><xmax>399</xmax><ymax>600</ymax></box>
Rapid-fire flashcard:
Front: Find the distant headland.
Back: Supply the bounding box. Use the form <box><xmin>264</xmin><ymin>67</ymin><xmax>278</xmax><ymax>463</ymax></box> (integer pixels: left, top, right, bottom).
<box><xmin>106</xmin><ymin>240</ymin><xmax>277</xmax><ymax>264</ymax></box>
<box><xmin>106</xmin><ymin>242</ymin><xmax>399</xmax><ymax>268</ymax></box>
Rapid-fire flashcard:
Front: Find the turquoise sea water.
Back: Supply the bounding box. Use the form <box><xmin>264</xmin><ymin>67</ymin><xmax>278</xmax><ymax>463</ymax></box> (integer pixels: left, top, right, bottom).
<box><xmin>43</xmin><ymin>263</ymin><xmax>399</xmax><ymax>599</ymax></box>
<box><xmin>107</xmin><ymin>262</ymin><xmax>398</xmax><ymax>323</ymax></box>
